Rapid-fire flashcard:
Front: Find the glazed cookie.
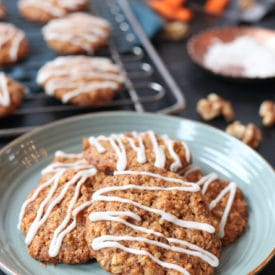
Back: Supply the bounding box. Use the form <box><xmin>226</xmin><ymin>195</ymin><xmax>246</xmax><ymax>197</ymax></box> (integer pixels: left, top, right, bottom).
<box><xmin>42</xmin><ymin>13</ymin><xmax>110</xmax><ymax>54</ymax></box>
<box><xmin>0</xmin><ymin>72</ymin><xmax>25</xmax><ymax>117</ymax></box>
<box><xmin>0</xmin><ymin>23</ymin><xmax>29</xmax><ymax>65</ymax></box>
<box><xmin>86</xmin><ymin>165</ymin><xmax>221</xmax><ymax>274</ymax></box>
<box><xmin>181</xmin><ymin>166</ymin><xmax>248</xmax><ymax>245</ymax></box>
<box><xmin>83</xmin><ymin>131</ymin><xmax>192</xmax><ymax>173</ymax></box>
<box><xmin>0</xmin><ymin>0</ymin><xmax>6</xmax><ymax>20</ymax></box>
<box><xmin>37</xmin><ymin>56</ymin><xmax>124</xmax><ymax>106</ymax></box>
<box><xmin>18</xmin><ymin>0</ymin><xmax>89</xmax><ymax>23</ymax></box>
<box><xmin>18</xmin><ymin>151</ymin><xmax>105</xmax><ymax>264</ymax></box>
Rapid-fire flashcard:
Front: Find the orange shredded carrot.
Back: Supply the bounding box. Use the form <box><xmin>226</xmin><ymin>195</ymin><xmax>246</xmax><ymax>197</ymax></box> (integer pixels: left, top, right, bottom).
<box><xmin>204</xmin><ymin>0</ymin><xmax>229</xmax><ymax>14</ymax></box>
<box><xmin>148</xmin><ymin>0</ymin><xmax>193</xmax><ymax>22</ymax></box>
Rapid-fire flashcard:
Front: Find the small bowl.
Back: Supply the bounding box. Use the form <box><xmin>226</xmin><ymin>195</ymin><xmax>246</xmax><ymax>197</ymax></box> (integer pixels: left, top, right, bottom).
<box><xmin>187</xmin><ymin>26</ymin><xmax>275</xmax><ymax>82</ymax></box>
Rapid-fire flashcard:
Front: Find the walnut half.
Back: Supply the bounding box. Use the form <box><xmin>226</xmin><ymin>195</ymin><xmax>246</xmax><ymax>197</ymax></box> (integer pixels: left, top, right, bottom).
<box><xmin>226</xmin><ymin>121</ymin><xmax>262</xmax><ymax>148</ymax></box>
<box><xmin>259</xmin><ymin>100</ymin><xmax>275</xmax><ymax>127</ymax></box>
<box><xmin>197</xmin><ymin>93</ymin><xmax>235</xmax><ymax>121</ymax></box>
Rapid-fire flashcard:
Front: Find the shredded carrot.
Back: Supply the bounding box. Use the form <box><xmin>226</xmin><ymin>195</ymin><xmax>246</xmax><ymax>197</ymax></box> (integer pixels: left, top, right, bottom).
<box><xmin>204</xmin><ymin>0</ymin><xmax>229</xmax><ymax>14</ymax></box>
<box><xmin>148</xmin><ymin>0</ymin><xmax>193</xmax><ymax>22</ymax></box>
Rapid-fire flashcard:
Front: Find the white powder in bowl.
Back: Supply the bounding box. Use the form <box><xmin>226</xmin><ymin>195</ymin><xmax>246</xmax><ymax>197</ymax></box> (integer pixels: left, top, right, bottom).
<box><xmin>203</xmin><ymin>35</ymin><xmax>275</xmax><ymax>78</ymax></box>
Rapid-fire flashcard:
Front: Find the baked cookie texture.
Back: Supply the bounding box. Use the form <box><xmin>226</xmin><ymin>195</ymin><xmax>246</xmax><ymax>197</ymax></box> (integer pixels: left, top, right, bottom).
<box><xmin>0</xmin><ymin>72</ymin><xmax>25</xmax><ymax>117</ymax></box>
<box><xmin>37</xmin><ymin>56</ymin><xmax>124</xmax><ymax>106</ymax></box>
<box><xmin>182</xmin><ymin>166</ymin><xmax>248</xmax><ymax>246</ymax></box>
<box><xmin>18</xmin><ymin>0</ymin><xmax>89</xmax><ymax>23</ymax></box>
<box><xmin>0</xmin><ymin>23</ymin><xmax>29</xmax><ymax>65</ymax></box>
<box><xmin>85</xmin><ymin>165</ymin><xmax>221</xmax><ymax>275</ymax></box>
<box><xmin>83</xmin><ymin>131</ymin><xmax>192</xmax><ymax>173</ymax></box>
<box><xmin>42</xmin><ymin>13</ymin><xmax>111</xmax><ymax>55</ymax></box>
<box><xmin>17</xmin><ymin>131</ymin><xmax>249</xmax><ymax>273</ymax></box>
<box><xmin>18</xmin><ymin>151</ymin><xmax>105</xmax><ymax>264</ymax></box>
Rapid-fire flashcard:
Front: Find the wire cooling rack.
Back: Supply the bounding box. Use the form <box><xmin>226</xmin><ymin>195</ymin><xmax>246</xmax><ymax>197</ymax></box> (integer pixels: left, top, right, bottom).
<box><xmin>0</xmin><ymin>0</ymin><xmax>185</xmax><ymax>138</ymax></box>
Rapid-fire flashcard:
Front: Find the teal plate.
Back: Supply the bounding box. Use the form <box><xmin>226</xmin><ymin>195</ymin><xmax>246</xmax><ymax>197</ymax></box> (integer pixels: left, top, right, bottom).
<box><xmin>0</xmin><ymin>112</ymin><xmax>274</xmax><ymax>275</ymax></box>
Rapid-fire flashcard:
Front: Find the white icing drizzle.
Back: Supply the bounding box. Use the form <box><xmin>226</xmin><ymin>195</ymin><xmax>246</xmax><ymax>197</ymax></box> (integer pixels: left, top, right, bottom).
<box><xmin>107</xmin><ymin>134</ymin><xmax>127</xmax><ymax>171</ymax></box>
<box><xmin>42</xmin><ymin>13</ymin><xmax>110</xmax><ymax>53</ymax></box>
<box><xmin>196</xmin><ymin>173</ymin><xmax>237</xmax><ymax>238</ymax></box>
<box><xmin>0</xmin><ymin>23</ymin><xmax>25</xmax><ymax>61</ymax></box>
<box><xmin>126</xmin><ymin>132</ymin><xmax>146</xmax><ymax>164</ymax></box>
<box><xmin>55</xmin><ymin>150</ymin><xmax>83</xmax><ymax>159</ymax></box>
<box><xmin>19</xmin><ymin>0</ymin><xmax>88</xmax><ymax>17</ymax></box>
<box><xmin>209</xmin><ymin>182</ymin><xmax>237</xmax><ymax>238</ymax></box>
<box><xmin>114</xmin><ymin>170</ymin><xmax>199</xmax><ymax>189</ymax></box>
<box><xmin>161</xmin><ymin>134</ymin><xmax>181</xmax><ymax>172</ymax></box>
<box><xmin>88</xmin><ymin>136</ymin><xmax>106</xmax><ymax>153</ymax></box>
<box><xmin>61</xmin><ymin>81</ymin><xmax>119</xmax><ymax>103</ymax></box>
<box><xmin>197</xmin><ymin>173</ymin><xmax>218</xmax><ymax>194</ymax></box>
<box><xmin>0</xmin><ymin>72</ymin><xmax>10</xmax><ymax>107</ymax></box>
<box><xmin>93</xmin><ymin>235</ymin><xmax>190</xmax><ymax>275</ymax></box>
<box><xmin>89</xmin><ymin>170</ymin><xmax>218</xmax><ymax>273</ymax></box>
<box><xmin>18</xmin><ymin>152</ymin><xmax>97</xmax><ymax>255</ymax></box>
<box><xmin>91</xmin><ymin>134</ymin><xmax>128</xmax><ymax>170</ymax></box>
<box><xmin>182</xmin><ymin>165</ymin><xmax>200</xmax><ymax>177</ymax></box>
<box><xmin>37</xmin><ymin>56</ymin><xmax>123</xmax><ymax>103</ymax></box>
<box><xmin>92</xmin><ymin>183</ymin><xmax>214</xmax><ymax>233</ymax></box>
<box><xmin>147</xmin><ymin>130</ymin><xmax>165</xmax><ymax>168</ymax></box>
<box><xmin>88</xmin><ymin>131</ymin><xmax>191</xmax><ymax>172</ymax></box>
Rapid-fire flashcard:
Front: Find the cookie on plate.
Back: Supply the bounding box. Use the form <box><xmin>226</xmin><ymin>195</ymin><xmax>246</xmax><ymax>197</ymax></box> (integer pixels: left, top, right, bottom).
<box><xmin>18</xmin><ymin>151</ymin><xmax>104</xmax><ymax>264</ymax></box>
<box><xmin>37</xmin><ymin>56</ymin><xmax>124</xmax><ymax>106</ymax></box>
<box><xmin>42</xmin><ymin>13</ymin><xmax>110</xmax><ymax>54</ymax></box>
<box><xmin>181</xmin><ymin>166</ymin><xmax>248</xmax><ymax>245</ymax></box>
<box><xmin>83</xmin><ymin>131</ymin><xmax>192</xmax><ymax>173</ymax></box>
<box><xmin>86</xmin><ymin>164</ymin><xmax>221</xmax><ymax>274</ymax></box>
<box><xmin>0</xmin><ymin>23</ymin><xmax>29</xmax><ymax>65</ymax></box>
<box><xmin>18</xmin><ymin>0</ymin><xmax>89</xmax><ymax>23</ymax></box>
<box><xmin>0</xmin><ymin>72</ymin><xmax>25</xmax><ymax>117</ymax></box>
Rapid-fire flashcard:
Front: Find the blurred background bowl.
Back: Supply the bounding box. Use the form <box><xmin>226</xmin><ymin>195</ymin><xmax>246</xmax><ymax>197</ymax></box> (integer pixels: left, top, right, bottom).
<box><xmin>187</xmin><ymin>26</ymin><xmax>275</xmax><ymax>82</ymax></box>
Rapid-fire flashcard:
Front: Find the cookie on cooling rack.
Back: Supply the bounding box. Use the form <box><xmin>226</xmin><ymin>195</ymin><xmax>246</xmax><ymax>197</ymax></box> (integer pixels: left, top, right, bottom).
<box><xmin>18</xmin><ymin>0</ymin><xmax>89</xmax><ymax>23</ymax></box>
<box><xmin>83</xmin><ymin>130</ymin><xmax>192</xmax><ymax>173</ymax></box>
<box><xmin>37</xmin><ymin>56</ymin><xmax>124</xmax><ymax>106</ymax></box>
<box><xmin>18</xmin><ymin>151</ymin><xmax>106</xmax><ymax>264</ymax></box>
<box><xmin>0</xmin><ymin>1</ymin><xmax>6</xmax><ymax>20</ymax></box>
<box><xmin>0</xmin><ymin>72</ymin><xmax>25</xmax><ymax>117</ymax></box>
<box><xmin>42</xmin><ymin>13</ymin><xmax>111</xmax><ymax>55</ymax></box>
<box><xmin>181</xmin><ymin>166</ymin><xmax>248</xmax><ymax>246</ymax></box>
<box><xmin>0</xmin><ymin>23</ymin><xmax>29</xmax><ymax>65</ymax></box>
<box><xmin>85</xmin><ymin>164</ymin><xmax>221</xmax><ymax>274</ymax></box>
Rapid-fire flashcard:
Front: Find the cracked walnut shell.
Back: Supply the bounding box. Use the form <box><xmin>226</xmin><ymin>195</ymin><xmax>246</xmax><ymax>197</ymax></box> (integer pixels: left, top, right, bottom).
<box><xmin>259</xmin><ymin>100</ymin><xmax>275</xmax><ymax>127</ymax></box>
<box><xmin>226</xmin><ymin>121</ymin><xmax>262</xmax><ymax>148</ymax></box>
<box><xmin>197</xmin><ymin>93</ymin><xmax>235</xmax><ymax>121</ymax></box>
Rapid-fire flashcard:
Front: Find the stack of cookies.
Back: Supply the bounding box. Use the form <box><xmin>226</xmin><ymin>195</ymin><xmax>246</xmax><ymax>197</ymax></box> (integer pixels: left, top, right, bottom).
<box><xmin>18</xmin><ymin>130</ymin><xmax>248</xmax><ymax>274</ymax></box>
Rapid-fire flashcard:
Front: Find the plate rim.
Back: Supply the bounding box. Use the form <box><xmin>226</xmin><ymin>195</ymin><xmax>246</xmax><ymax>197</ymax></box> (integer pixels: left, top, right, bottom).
<box><xmin>1</xmin><ymin>111</ymin><xmax>273</xmax><ymax>171</ymax></box>
<box><xmin>0</xmin><ymin>111</ymin><xmax>274</xmax><ymax>275</ymax></box>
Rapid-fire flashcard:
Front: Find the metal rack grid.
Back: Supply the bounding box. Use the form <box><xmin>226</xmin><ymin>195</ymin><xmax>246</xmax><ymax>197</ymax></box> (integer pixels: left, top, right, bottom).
<box><xmin>0</xmin><ymin>0</ymin><xmax>185</xmax><ymax>138</ymax></box>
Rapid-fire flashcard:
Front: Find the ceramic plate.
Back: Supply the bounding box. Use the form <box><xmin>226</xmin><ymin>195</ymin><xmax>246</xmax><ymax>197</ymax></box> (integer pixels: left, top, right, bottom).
<box><xmin>187</xmin><ymin>26</ymin><xmax>275</xmax><ymax>82</ymax></box>
<box><xmin>0</xmin><ymin>112</ymin><xmax>274</xmax><ymax>275</ymax></box>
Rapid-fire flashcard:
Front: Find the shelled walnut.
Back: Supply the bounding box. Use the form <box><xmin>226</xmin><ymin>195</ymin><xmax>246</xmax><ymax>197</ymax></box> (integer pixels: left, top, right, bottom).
<box><xmin>162</xmin><ymin>21</ymin><xmax>190</xmax><ymax>41</ymax></box>
<box><xmin>197</xmin><ymin>93</ymin><xmax>235</xmax><ymax>121</ymax></box>
<box><xmin>259</xmin><ymin>100</ymin><xmax>275</xmax><ymax>127</ymax></box>
<box><xmin>226</xmin><ymin>121</ymin><xmax>262</xmax><ymax>148</ymax></box>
